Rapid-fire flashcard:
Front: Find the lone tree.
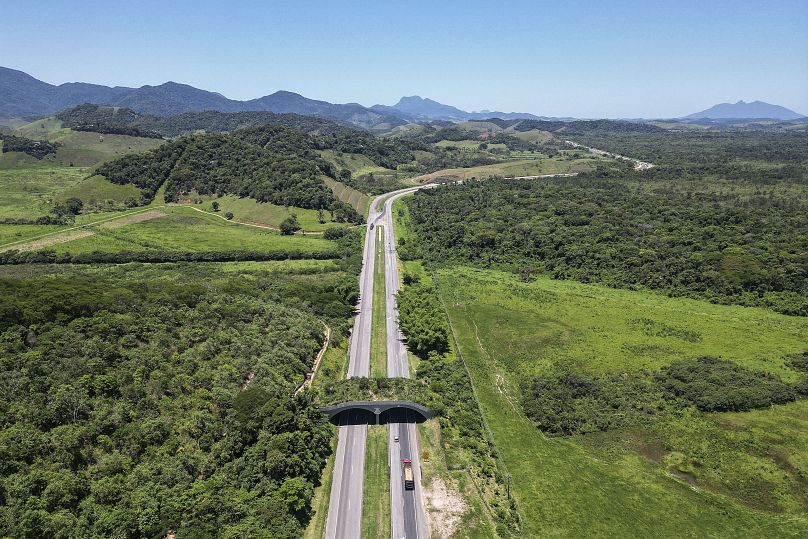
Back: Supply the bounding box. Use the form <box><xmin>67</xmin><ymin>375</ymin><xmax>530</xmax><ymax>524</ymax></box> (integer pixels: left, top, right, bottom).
<box><xmin>53</xmin><ymin>197</ymin><xmax>84</xmax><ymax>216</ymax></box>
<box><xmin>211</xmin><ymin>201</ymin><xmax>220</xmax><ymax>212</ymax></box>
<box><xmin>280</xmin><ymin>214</ymin><xmax>301</xmax><ymax>235</ymax></box>
<box><xmin>224</xmin><ymin>211</ymin><xmax>234</xmax><ymax>220</ymax></box>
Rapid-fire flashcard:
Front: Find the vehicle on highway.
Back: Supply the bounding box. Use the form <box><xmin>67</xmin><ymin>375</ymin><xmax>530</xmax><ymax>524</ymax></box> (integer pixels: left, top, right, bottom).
<box><xmin>394</xmin><ymin>435</ymin><xmax>399</xmax><ymax>442</ymax></box>
<box><xmin>403</xmin><ymin>458</ymin><xmax>415</xmax><ymax>490</ymax></box>
<box><xmin>370</xmin><ymin>222</ymin><xmax>374</xmax><ymax>230</ymax></box>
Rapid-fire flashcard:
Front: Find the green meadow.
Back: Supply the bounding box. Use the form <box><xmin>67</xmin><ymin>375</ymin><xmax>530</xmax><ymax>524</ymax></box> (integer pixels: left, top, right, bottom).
<box><xmin>433</xmin><ymin>266</ymin><xmax>808</xmax><ymax>537</ymax></box>
<box><xmin>13</xmin><ymin>117</ymin><xmax>162</xmax><ymax>165</ymax></box>
<box><xmin>0</xmin><ymin>165</ymin><xmax>91</xmax><ymax>218</ymax></box>
<box><xmin>31</xmin><ymin>207</ymin><xmax>337</xmax><ymax>257</ymax></box>
<box><xmin>178</xmin><ymin>194</ymin><xmax>352</xmax><ymax>232</ymax></box>
<box><xmin>323</xmin><ymin>177</ymin><xmax>371</xmax><ymax>216</ymax></box>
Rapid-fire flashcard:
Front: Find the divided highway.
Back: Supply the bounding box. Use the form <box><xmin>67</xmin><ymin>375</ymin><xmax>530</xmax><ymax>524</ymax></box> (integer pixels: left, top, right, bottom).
<box><xmin>325</xmin><ymin>185</ymin><xmax>433</xmax><ymax>539</ymax></box>
<box><xmin>382</xmin><ymin>188</ymin><xmax>431</xmax><ymax>539</ymax></box>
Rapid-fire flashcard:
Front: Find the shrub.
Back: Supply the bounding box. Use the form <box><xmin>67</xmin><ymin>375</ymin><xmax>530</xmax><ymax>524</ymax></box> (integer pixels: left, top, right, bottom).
<box><xmin>658</xmin><ymin>357</ymin><xmax>796</xmax><ymax>412</ymax></box>
<box><xmin>280</xmin><ymin>215</ymin><xmax>301</xmax><ymax>236</ymax></box>
<box><xmin>787</xmin><ymin>351</ymin><xmax>808</xmax><ymax>373</ymax></box>
<box><xmin>323</xmin><ymin>227</ymin><xmax>349</xmax><ymax>241</ymax></box>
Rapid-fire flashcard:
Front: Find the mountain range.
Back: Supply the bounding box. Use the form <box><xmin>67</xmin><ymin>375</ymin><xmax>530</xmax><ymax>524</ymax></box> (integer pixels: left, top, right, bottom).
<box><xmin>686</xmin><ymin>100</ymin><xmax>805</xmax><ymax>120</ymax></box>
<box><xmin>0</xmin><ymin>66</ymin><xmax>404</xmax><ymax>129</ymax></box>
<box><xmin>1</xmin><ymin>66</ymin><xmax>804</xmax><ymax>128</ymax></box>
<box><xmin>0</xmin><ymin>67</ymin><xmax>547</xmax><ymax>128</ymax></box>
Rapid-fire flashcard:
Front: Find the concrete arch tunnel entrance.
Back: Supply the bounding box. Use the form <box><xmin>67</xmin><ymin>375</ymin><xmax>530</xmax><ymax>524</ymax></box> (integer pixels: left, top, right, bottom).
<box><xmin>320</xmin><ymin>400</ymin><xmax>435</xmax><ymax>426</ymax></box>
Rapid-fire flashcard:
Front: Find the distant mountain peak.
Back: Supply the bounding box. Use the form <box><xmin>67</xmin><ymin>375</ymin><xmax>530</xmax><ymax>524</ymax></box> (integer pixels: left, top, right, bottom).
<box><xmin>685</xmin><ymin>100</ymin><xmax>804</xmax><ymax>120</ymax></box>
<box><xmin>383</xmin><ymin>95</ymin><xmax>541</xmax><ymax>122</ymax></box>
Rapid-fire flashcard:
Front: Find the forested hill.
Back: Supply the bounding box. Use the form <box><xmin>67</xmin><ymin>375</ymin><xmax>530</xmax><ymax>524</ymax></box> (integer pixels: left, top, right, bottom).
<box><xmin>0</xmin><ymin>133</ymin><xmax>59</xmax><ymax>159</ymax></box>
<box><xmin>509</xmin><ymin>118</ymin><xmax>665</xmax><ymax>134</ymax></box>
<box><xmin>95</xmin><ymin>125</ymin><xmax>354</xmax><ymax>216</ymax></box>
<box><xmin>57</xmin><ymin>104</ymin><xmax>358</xmax><ymax>138</ymax></box>
<box><xmin>0</xmin><ymin>263</ymin><xmax>357</xmax><ymax>537</ymax></box>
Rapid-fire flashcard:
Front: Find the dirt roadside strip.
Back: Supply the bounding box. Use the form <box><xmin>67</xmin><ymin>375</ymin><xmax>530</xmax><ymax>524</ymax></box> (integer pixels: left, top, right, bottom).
<box><xmin>295</xmin><ymin>325</ymin><xmax>331</xmax><ymax>396</ymax></box>
<box><xmin>98</xmin><ymin>210</ymin><xmax>166</xmax><ymax>229</ymax></box>
<box><xmin>9</xmin><ymin>229</ymin><xmax>96</xmax><ymax>252</ymax></box>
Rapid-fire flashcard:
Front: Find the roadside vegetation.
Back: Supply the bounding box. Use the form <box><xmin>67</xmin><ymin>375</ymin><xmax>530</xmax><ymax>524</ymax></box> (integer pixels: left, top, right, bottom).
<box><xmin>395</xmin><ymin>263</ymin><xmax>521</xmax><ymax>536</ymax></box>
<box><xmin>361</xmin><ymin>426</ymin><xmax>390</xmax><ymax>539</ymax></box>
<box><xmin>370</xmin><ymin>226</ymin><xmax>387</xmax><ymax>377</ymax></box>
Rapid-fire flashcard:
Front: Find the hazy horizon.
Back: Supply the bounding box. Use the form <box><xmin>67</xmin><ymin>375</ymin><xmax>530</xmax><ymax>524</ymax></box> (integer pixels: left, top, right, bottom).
<box><xmin>2</xmin><ymin>0</ymin><xmax>807</xmax><ymax>118</ymax></box>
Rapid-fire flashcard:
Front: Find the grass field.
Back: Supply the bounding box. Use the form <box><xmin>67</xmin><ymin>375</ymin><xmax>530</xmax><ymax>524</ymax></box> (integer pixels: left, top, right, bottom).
<box><xmin>13</xmin><ymin>117</ymin><xmax>163</xmax><ymax>166</ymax></box>
<box><xmin>319</xmin><ymin>149</ymin><xmax>397</xmax><ymax>178</ymax></box>
<box><xmin>178</xmin><ymin>194</ymin><xmax>350</xmax><ymax>232</ymax></box>
<box><xmin>370</xmin><ymin>226</ymin><xmax>388</xmax><ymax>377</ymax></box>
<box><xmin>405</xmin><ymin>156</ymin><xmax>601</xmax><ymax>185</ymax></box>
<box><xmin>0</xmin><ymin>119</ymin><xmax>161</xmax><ymax>219</ymax></box>
<box><xmin>0</xmin><ymin>165</ymin><xmax>92</xmax><ymax>218</ymax></box>
<box><xmin>3</xmin><ymin>206</ymin><xmax>338</xmax><ymax>257</ymax></box>
<box><xmin>56</xmin><ymin>174</ymin><xmax>143</xmax><ymax>206</ymax></box>
<box><xmin>433</xmin><ymin>266</ymin><xmax>808</xmax><ymax>536</ymax></box>
<box><xmin>0</xmin><ymin>223</ymin><xmax>67</xmax><ymax>245</ymax></box>
<box><xmin>435</xmin><ymin>140</ymin><xmax>508</xmax><ymax>152</ymax></box>
<box><xmin>508</xmin><ymin>129</ymin><xmax>553</xmax><ymax>142</ymax></box>
<box><xmin>362</xmin><ymin>425</ymin><xmax>391</xmax><ymax>538</ymax></box>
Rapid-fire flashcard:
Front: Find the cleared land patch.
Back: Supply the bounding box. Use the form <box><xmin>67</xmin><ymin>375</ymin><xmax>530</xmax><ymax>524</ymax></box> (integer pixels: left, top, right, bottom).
<box><xmin>2</xmin><ymin>229</ymin><xmax>95</xmax><ymax>252</ymax></box>
<box><xmin>97</xmin><ymin>209</ymin><xmax>166</xmax><ymax>229</ymax></box>
<box><xmin>0</xmin><ymin>165</ymin><xmax>91</xmax><ymax>218</ymax></box>
<box><xmin>405</xmin><ymin>157</ymin><xmax>600</xmax><ymax>185</ymax></box>
<box><xmin>178</xmin><ymin>194</ymin><xmax>349</xmax><ymax>232</ymax></box>
<box><xmin>56</xmin><ymin>174</ymin><xmax>143</xmax><ymax>207</ymax></box>
<box><xmin>324</xmin><ymin>177</ymin><xmax>371</xmax><ymax>216</ymax></box>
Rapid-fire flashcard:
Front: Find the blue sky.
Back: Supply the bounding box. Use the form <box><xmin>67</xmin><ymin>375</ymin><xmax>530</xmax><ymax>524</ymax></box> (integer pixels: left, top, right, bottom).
<box><xmin>2</xmin><ymin>0</ymin><xmax>807</xmax><ymax>118</ymax></box>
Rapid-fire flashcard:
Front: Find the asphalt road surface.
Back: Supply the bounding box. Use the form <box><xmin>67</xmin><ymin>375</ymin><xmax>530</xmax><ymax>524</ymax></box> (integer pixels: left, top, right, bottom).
<box><xmin>326</xmin><ymin>185</ymin><xmax>435</xmax><ymax>539</ymax></box>
<box><xmin>324</xmin><ymin>194</ymin><xmax>383</xmax><ymax>539</ymax></box>
<box><xmin>382</xmin><ymin>189</ymin><xmax>431</xmax><ymax>539</ymax></box>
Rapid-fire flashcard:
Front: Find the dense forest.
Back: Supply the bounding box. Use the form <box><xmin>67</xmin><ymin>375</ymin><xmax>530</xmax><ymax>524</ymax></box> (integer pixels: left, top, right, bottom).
<box><xmin>95</xmin><ymin>125</ymin><xmax>359</xmax><ymax>221</ymax></box>
<box><xmin>0</xmin><ymin>259</ymin><xmax>361</xmax><ymax>539</ymax></box>
<box><xmin>512</xmin><ymin>118</ymin><xmax>666</xmax><ymax>134</ymax></box>
<box><xmin>569</xmin><ymin>131</ymin><xmax>808</xmax><ymax>168</ymax></box>
<box><xmin>56</xmin><ymin>104</ymin><xmax>357</xmax><ymax>138</ymax></box>
<box><xmin>402</xmin><ymin>176</ymin><xmax>808</xmax><ymax>315</ymax></box>
<box><xmin>0</xmin><ymin>134</ymin><xmax>59</xmax><ymax>159</ymax></box>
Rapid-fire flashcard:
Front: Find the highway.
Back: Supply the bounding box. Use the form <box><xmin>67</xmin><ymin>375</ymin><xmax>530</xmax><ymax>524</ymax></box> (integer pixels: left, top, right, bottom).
<box><xmin>325</xmin><ymin>185</ymin><xmax>434</xmax><ymax>539</ymax></box>
<box><xmin>324</xmin><ymin>193</ymin><xmax>382</xmax><ymax>539</ymax></box>
<box><xmin>382</xmin><ymin>188</ymin><xmax>431</xmax><ymax>539</ymax></box>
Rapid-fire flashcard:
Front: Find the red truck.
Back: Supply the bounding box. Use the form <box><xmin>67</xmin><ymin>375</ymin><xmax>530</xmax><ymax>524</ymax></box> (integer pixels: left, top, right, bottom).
<box><xmin>403</xmin><ymin>458</ymin><xmax>415</xmax><ymax>490</ymax></box>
